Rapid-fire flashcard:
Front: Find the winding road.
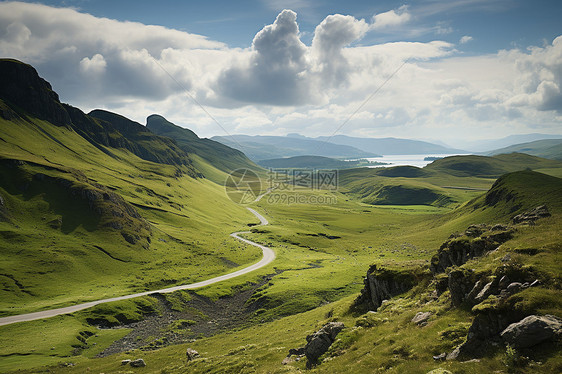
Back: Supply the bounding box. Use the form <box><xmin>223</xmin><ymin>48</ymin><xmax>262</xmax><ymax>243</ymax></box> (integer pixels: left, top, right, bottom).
<box><xmin>0</xmin><ymin>207</ymin><xmax>274</xmax><ymax>327</ymax></box>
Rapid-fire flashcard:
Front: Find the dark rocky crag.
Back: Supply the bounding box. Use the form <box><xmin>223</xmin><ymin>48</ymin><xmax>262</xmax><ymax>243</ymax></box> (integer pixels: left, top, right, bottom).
<box><xmin>0</xmin><ymin>59</ymin><xmax>199</xmax><ymax>175</ymax></box>
<box><xmin>355</xmin><ymin>265</ymin><xmax>428</xmax><ymax>312</ymax></box>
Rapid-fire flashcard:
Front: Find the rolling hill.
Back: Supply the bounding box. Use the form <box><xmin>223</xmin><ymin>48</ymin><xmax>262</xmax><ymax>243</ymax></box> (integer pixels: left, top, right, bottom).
<box><xmin>0</xmin><ymin>59</ymin><xmax>261</xmax><ymax>316</ymax></box>
<box><xmin>487</xmin><ymin>138</ymin><xmax>562</xmax><ymax>160</ymax></box>
<box><xmin>146</xmin><ymin>114</ymin><xmax>262</xmax><ymax>177</ymax></box>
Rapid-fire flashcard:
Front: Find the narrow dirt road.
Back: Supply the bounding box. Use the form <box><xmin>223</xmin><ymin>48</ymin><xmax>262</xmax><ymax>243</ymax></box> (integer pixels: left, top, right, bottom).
<box><xmin>0</xmin><ymin>207</ymin><xmax>274</xmax><ymax>327</ymax></box>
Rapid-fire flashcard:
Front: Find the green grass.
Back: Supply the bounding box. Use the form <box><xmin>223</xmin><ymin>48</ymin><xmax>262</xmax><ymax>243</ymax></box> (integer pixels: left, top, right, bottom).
<box><xmin>0</xmin><ymin>114</ymin><xmax>264</xmax><ymax>316</ymax></box>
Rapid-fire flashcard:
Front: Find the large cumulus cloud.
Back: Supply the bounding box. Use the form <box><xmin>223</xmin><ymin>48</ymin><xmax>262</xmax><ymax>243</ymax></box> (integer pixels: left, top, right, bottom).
<box><xmin>215</xmin><ymin>10</ymin><xmax>312</xmax><ymax>106</ymax></box>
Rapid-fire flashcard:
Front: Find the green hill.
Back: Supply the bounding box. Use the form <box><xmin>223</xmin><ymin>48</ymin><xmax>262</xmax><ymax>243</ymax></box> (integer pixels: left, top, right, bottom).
<box><xmin>257</xmin><ymin>155</ymin><xmax>383</xmax><ymax>169</ymax></box>
<box><xmin>0</xmin><ymin>59</ymin><xmax>261</xmax><ymax>317</ymax></box>
<box><xmin>488</xmin><ymin>138</ymin><xmax>562</xmax><ymax>160</ymax></box>
<box><xmin>425</xmin><ymin>153</ymin><xmax>562</xmax><ymax>177</ymax></box>
<box><xmin>145</xmin><ymin>114</ymin><xmax>261</xmax><ymax>177</ymax></box>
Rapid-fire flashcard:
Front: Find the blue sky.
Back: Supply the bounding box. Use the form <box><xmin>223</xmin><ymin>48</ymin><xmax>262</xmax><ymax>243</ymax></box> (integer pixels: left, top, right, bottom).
<box><xmin>1</xmin><ymin>0</ymin><xmax>561</xmax><ymax>144</ymax></box>
<box><xmin>26</xmin><ymin>0</ymin><xmax>562</xmax><ymax>51</ymax></box>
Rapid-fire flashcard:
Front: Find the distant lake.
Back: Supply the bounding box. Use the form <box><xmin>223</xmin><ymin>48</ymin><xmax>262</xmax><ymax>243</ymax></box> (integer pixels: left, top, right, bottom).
<box><xmin>364</xmin><ymin>154</ymin><xmax>470</xmax><ymax>168</ymax></box>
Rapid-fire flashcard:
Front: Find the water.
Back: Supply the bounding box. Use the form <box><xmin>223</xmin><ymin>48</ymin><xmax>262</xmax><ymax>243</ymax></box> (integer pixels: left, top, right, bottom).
<box><xmin>365</xmin><ymin>154</ymin><xmax>470</xmax><ymax>168</ymax></box>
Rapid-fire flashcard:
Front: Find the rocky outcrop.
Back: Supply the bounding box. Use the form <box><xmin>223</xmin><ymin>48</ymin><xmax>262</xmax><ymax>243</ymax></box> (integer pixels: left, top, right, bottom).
<box><xmin>304</xmin><ymin>322</ymin><xmax>345</xmax><ymax>368</ymax></box>
<box><xmin>129</xmin><ymin>358</ymin><xmax>146</xmax><ymax>367</ymax></box>
<box><xmin>355</xmin><ymin>265</ymin><xmax>426</xmax><ymax>311</ymax></box>
<box><xmin>430</xmin><ymin>224</ymin><xmax>514</xmax><ymax>274</ymax></box>
<box><xmin>512</xmin><ymin>205</ymin><xmax>551</xmax><ymax>224</ymax></box>
<box><xmin>186</xmin><ymin>348</ymin><xmax>200</xmax><ymax>361</ymax></box>
<box><xmin>0</xmin><ymin>59</ymin><xmax>71</xmax><ymax>126</ymax></box>
<box><xmin>0</xmin><ymin>59</ymin><xmax>200</xmax><ymax>175</ymax></box>
<box><xmin>501</xmin><ymin>315</ymin><xmax>562</xmax><ymax>348</ymax></box>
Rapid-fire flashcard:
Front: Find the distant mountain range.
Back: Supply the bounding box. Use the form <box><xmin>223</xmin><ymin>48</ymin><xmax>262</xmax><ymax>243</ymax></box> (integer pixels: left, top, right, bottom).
<box><xmin>315</xmin><ymin>134</ymin><xmax>466</xmax><ymax>155</ymax></box>
<box><xmin>463</xmin><ymin>133</ymin><xmax>562</xmax><ymax>153</ymax></box>
<box><xmin>212</xmin><ymin>134</ymin><xmax>466</xmax><ymax>161</ymax></box>
<box><xmin>211</xmin><ymin>135</ymin><xmax>379</xmax><ymax>161</ymax></box>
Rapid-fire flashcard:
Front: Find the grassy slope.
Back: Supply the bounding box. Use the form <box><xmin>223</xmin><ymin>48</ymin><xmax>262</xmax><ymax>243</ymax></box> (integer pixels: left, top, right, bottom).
<box><xmin>1</xmin><ymin>124</ymin><xmax>561</xmax><ymax>374</ymax></box>
<box><xmin>11</xmin><ymin>170</ymin><xmax>560</xmax><ymax>373</ymax></box>
<box><xmin>338</xmin><ymin>154</ymin><xmax>562</xmax><ymax>207</ymax></box>
<box><xmin>145</xmin><ymin>114</ymin><xmax>263</xmax><ymax>180</ymax></box>
<box><xmin>489</xmin><ymin>138</ymin><xmax>562</xmax><ymax>160</ymax></box>
<box><xmin>0</xmin><ymin>112</ymin><xmax>261</xmax><ymax>316</ymax></box>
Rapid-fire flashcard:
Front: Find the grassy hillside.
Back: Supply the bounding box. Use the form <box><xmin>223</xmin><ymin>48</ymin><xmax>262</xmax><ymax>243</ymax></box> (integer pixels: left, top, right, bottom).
<box><xmin>488</xmin><ymin>138</ymin><xmax>562</xmax><ymax>160</ymax></box>
<box><xmin>0</xmin><ymin>61</ymin><xmax>266</xmax><ymax>317</ymax></box>
<box><xmin>146</xmin><ymin>114</ymin><xmax>262</xmax><ymax>178</ymax></box>
<box><xmin>425</xmin><ymin>153</ymin><xmax>562</xmax><ymax>177</ymax></box>
<box><xmin>4</xmin><ymin>170</ymin><xmax>559</xmax><ymax>373</ymax></box>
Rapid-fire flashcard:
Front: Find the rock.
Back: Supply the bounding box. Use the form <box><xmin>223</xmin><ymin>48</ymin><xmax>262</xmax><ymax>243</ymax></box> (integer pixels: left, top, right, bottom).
<box><xmin>501</xmin><ymin>254</ymin><xmax>511</xmax><ymax>262</ymax></box>
<box><xmin>512</xmin><ymin>205</ymin><xmax>550</xmax><ymax>224</ymax></box>
<box><xmin>430</xmin><ymin>225</ymin><xmax>513</xmax><ymax>274</ymax></box>
<box><xmin>498</xmin><ymin>275</ymin><xmax>510</xmax><ymax>289</ymax></box>
<box><xmin>411</xmin><ymin>312</ymin><xmax>432</xmax><ymax>326</ymax></box>
<box><xmin>432</xmin><ymin>353</ymin><xmax>447</xmax><ymax>361</ymax></box>
<box><xmin>466</xmin><ymin>278</ymin><xmax>487</xmax><ymax>305</ymax></box>
<box><xmin>281</xmin><ymin>357</ymin><xmax>294</xmax><ymax>365</ymax></box>
<box><xmin>474</xmin><ymin>281</ymin><xmax>494</xmax><ymax>303</ymax></box>
<box><xmin>491</xmin><ymin>224</ymin><xmax>508</xmax><ymax>231</ymax></box>
<box><xmin>529</xmin><ymin>279</ymin><xmax>541</xmax><ymax>287</ymax></box>
<box><xmin>354</xmin><ymin>265</ymin><xmax>422</xmax><ymax>311</ymax></box>
<box><xmin>446</xmin><ymin>346</ymin><xmax>460</xmax><ymax>360</ymax></box>
<box><xmin>288</xmin><ymin>347</ymin><xmax>305</xmax><ymax>356</ymax></box>
<box><xmin>129</xmin><ymin>358</ymin><xmax>146</xmax><ymax>367</ymax></box>
<box><xmin>500</xmin><ymin>315</ymin><xmax>562</xmax><ymax>348</ymax></box>
<box><xmin>448</xmin><ymin>269</ymin><xmax>475</xmax><ymax>306</ymax></box>
<box><xmin>304</xmin><ymin>322</ymin><xmax>344</xmax><ymax>368</ymax></box>
<box><xmin>505</xmin><ymin>282</ymin><xmax>523</xmax><ymax>294</ymax></box>
<box><xmin>186</xmin><ymin>348</ymin><xmax>200</xmax><ymax>361</ymax></box>
<box><xmin>121</xmin><ymin>359</ymin><xmax>131</xmax><ymax>365</ymax></box>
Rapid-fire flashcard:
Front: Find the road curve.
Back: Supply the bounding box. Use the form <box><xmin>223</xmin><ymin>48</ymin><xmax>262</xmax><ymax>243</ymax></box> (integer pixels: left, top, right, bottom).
<box><xmin>0</xmin><ymin>207</ymin><xmax>274</xmax><ymax>327</ymax></box>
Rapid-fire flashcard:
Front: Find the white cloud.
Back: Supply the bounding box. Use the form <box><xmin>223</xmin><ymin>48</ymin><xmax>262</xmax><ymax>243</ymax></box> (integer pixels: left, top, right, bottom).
<box><xmin>0</xmin><ymin>1</ymin><xmax>560</xmax><ymax>143</ymax></box>
<box><xmin>460</xmin><ymin>35</ymin><xmax>473</xmax><ymax>44</ymax></box>
<box><xmin>371</xmin><ymin>5</ymin><xmax>411</xmax><ymax>30</ymax></box>
<box><xmin>79</xmin><ymin>54</ymin><xmax>107</xmax><ymax>74</ymax></box>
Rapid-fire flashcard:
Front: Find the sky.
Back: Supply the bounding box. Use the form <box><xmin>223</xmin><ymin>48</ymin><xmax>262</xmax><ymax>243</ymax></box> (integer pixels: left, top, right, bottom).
<box><xmin>0</xmin><ymin>0</ymin><xmax>561</xmax><ymax>146</ymax></box>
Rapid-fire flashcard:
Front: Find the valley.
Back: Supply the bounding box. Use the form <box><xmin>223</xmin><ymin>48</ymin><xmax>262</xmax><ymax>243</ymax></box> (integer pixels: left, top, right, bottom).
<box><xmin>0</xmin><ymin>59</ymin><xmax>561</xmax><ymax>374</ymax></box>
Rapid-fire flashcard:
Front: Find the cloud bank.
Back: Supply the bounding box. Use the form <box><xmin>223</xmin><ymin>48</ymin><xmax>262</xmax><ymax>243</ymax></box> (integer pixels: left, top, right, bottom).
<box><xmin>0</xmin><ymin>1</ymin><xmax>560</xmax><ymax>143</ymax></box>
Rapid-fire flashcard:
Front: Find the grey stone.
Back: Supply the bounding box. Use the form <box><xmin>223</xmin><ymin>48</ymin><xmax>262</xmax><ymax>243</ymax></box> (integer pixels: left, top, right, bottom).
<box><xmin>411</xmin><ymin>312</ymin><xmax>432</xmax><ymax>326</ymax></box>
<box><xmin>186</xmin><ymin>348</ymin><xmax>200</xmax><ymax>361</ymax></box>
<box><xmin>130</xmin><ymin>358</ymin><xmax>146</xmax><ymax>367</ymax></box>
<box><xmin>512</xmin><ymin>205</ymin><xmax>551</xmax><ymax>224</ymax></box>
<box><xmin>501</xmin><ymin>315</ymin><xmax>562</xmax><ymax>348</ymax></box>
<box><xmin>304</xmin><ymin>322</ymin><xmax>344</xmax><ymax>368</ymax></box>
<box><xmin>474</xmin><ymin>281</ymin><xmax>493</xmax><ymax>303</ymax></box>
<box><xmin>432</xmin><ymin>353</ymin><xmax>447</xmax><ymax>361</ymax></box>
<box><xmin>121</xmin><ymin>359</ymin><xmax>131</xmax><ymax>365</ymax></box>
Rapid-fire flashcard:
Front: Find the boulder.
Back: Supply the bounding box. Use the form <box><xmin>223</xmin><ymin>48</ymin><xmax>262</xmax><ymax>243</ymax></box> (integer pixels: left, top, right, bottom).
<box><xmin>411</xmin><ymin>312</ymin><xmax>432</xmax><ymax>326</ymax></box>
<box><xmin>186</xmin><ymin>348</ymin><xmax>200</xmax><ymax>361</ymax></box>
<box><xmin>120</xmin><ymin>359</ymin><xmax>131</xmax><ymax>365</ymax></box>
<box><xmin>500</xmin><ymin>315</ymin><xmax>562</xmax><ymax>348</ymax></box>
<box><xmin>304</xmin><ymin>322</ymin><xmax>344</xmax><ymax>368</ymax></box>
<box><xmin>355</xmin><ymin>265</ymin><xmax>421</xmax><ymax>311</ymax></box>
<box><xmin>129</xmin><ymin>358</ymin><xmax>146</xmax><ymax>367</ymax></box>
